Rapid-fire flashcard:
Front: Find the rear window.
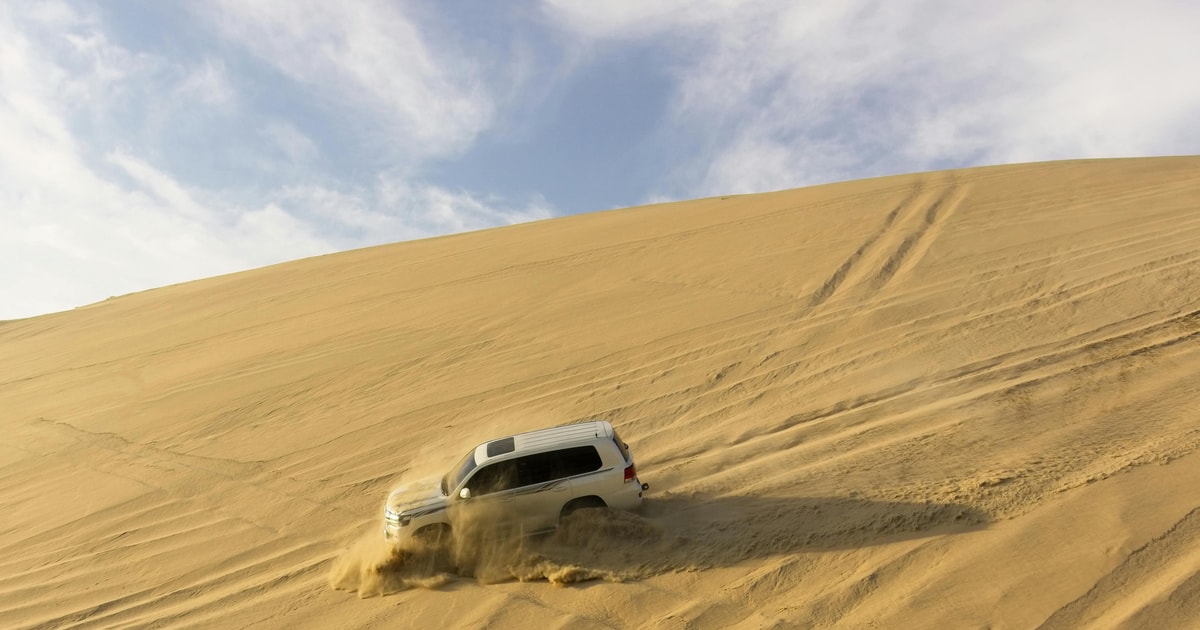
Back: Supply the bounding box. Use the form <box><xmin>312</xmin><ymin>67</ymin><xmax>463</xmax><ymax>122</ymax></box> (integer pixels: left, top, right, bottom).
<box><xmin>557</xmin><ymin>445</ymin><xmax>604</xmax><ymax>477</ymax></box>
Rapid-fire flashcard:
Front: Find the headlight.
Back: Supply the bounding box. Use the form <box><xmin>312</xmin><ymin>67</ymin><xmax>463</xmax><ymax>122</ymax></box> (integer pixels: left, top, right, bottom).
<box><xmin>384</xmin><ymin>507</ymin><xmax>411</xmax><ymax>526</ymax></box>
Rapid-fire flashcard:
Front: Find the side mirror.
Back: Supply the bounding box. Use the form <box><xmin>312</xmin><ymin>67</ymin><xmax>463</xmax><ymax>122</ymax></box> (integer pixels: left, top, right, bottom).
<box><xmin>459</xmin><ymin>487</ymin><xmax>471</xmax><ymax>500</ymax></box>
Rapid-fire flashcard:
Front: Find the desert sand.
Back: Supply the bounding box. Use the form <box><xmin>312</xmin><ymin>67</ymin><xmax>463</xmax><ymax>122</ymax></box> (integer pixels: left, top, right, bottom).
<box><xmin>3</xmin><ymin>157</ymin><xmax>1200</xmax><ymax>629</ymax></box>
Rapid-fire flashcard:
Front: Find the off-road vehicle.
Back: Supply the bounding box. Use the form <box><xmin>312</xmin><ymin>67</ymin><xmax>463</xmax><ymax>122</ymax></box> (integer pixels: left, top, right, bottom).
<box><xmin>383</xmin><ymin>420</ymin><xmax>648</xmax><ymax>543</ymax></box>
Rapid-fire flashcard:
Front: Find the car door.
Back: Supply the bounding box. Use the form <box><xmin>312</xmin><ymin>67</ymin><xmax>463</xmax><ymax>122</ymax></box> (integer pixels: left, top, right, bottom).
<box><xmin>559</xmin><ymin>445</ymin><xmax>606</xmax><ymax>498</ymax></box>
<box><xmin>511</xmin><ymin>450</ymin><xmax>571</xmax><ymax>533</ymax></box>
<box><xmin>458</xmin><ymin>459</ymin><xmax>518</xmax><ymax>528</ymax></box>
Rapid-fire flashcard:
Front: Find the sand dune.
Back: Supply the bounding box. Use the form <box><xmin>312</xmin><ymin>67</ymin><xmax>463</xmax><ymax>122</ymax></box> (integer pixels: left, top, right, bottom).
<box><xmin>2</xmin><ymin>157</ymin><xmax>1199</xmax><ymax>628</ymax></box>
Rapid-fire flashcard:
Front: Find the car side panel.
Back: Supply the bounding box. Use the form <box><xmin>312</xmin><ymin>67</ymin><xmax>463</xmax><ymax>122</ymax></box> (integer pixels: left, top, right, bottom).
<box><xmin>568</xmin><ymin>440</ymin><xmax>641</xmax><ymax>510</ymax></box>
<box><xmin>512</xmin><ymin>478</ymin><xmax>570</xmax><ymax>533</ymax></box>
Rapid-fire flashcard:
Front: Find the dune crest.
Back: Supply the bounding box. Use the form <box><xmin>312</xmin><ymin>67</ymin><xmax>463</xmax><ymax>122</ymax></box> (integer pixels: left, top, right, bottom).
<box><xmin>3</xmin><ymin>157</ymin><xmax>1200</xmax><ymax>628</ymax></box>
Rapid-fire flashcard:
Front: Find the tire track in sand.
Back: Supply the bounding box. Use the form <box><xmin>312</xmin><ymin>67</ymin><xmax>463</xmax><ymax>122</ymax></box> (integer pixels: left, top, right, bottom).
<box><xmin>808</xmin><ymin>184</ymin><xmax>924</xmax><ymax>307</ymax></box>
<box><xmin>1038</xmin><ymin>506</ymin><xmax>1200</xmax><ymax>629</ymax></box>
<box><xmin>869</xmin><ymin>180</ymin><xmax>966</xmax><ymax>293</ymax></box>
<box><xmin>809</xmin><ymin>180</ymin><xmax>965</xmax><ymax>309</ymax></box>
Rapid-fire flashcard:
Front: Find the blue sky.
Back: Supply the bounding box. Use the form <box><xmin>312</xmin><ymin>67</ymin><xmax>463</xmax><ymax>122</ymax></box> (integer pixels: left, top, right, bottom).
<box><xmin>3</xmin><ymin>1</ymin><xmax>1199</xmax><ymax>319</ymax></box>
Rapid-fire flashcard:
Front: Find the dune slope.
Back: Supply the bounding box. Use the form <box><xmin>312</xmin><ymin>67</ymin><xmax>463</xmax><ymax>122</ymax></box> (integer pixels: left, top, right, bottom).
<box><xmin>2</xmin><ymin>157</ymin><xmax>1200</xmax><ymax>629</ymax></box>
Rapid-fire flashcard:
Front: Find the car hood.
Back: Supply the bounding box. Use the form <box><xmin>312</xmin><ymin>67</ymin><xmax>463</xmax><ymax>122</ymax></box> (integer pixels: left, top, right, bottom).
<box><xmin>386</xmin><ymin>477</ymin><xmax>448</xmax><ymax>515</ymax></box>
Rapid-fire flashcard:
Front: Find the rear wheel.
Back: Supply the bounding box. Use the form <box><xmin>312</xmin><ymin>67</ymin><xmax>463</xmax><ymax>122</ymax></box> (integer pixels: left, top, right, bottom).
<box><xmin>560</xmin><ymin>496</ymin><xmax>607</xmax><ymax>521</ymax></box>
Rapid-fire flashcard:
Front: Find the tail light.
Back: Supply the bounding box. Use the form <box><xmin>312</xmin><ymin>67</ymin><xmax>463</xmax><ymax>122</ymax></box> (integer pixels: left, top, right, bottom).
<box><xmin>624</xmin><ymin>463</ymin><xmax>637</xmax><ymax>483</ymax></box>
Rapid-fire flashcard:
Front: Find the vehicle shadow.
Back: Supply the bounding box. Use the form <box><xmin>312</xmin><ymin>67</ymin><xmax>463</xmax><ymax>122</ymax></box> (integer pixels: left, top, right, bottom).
<box><xmin>454</xmin><ymin>492</ymin><xmax>990</xmax><ymax>585</ymax></box>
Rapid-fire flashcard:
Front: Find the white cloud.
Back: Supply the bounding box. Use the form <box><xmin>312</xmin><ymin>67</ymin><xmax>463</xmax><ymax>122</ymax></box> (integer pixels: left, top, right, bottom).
<box><xmin>544</xmin><ymin>1</ymin><xmax>1200</xmax><ymax>197</ymax></box>
<box><xmin>206</xmin><ymin>0</ymin><xmax>493</xmax><ymax>162</ymax></box>
<box><xmin>0</xmin><ymin>2</ymin><xmax>558</xmax><ymax>320</ymax></box>
<box><xmin>0</xmin><ymin>31</ymin><xmax>308</xmax><ymax>316</ymax></box>
<box><xmin>107</xmin><ymin>151</ymin><xmax>214</xmax><ymax>222</ymax></box>
<box><xmin>261</xmin><ymin>121</ymin><xmax>320</xmax><ymax>165</ymax></box>
<box><xmin>540</xmin><ymin>0</ymin><xmax>753</xmax><ymax>41</ymax></box>
<box><xmin>173</xmin><ymin>58</ymin><xmax>235</xmax><ymax>108</ymax></box>
<box><xmin>377</xmin><ymin>177</ymin><xmax>554</xmax><ymax>235</ymax></box>
<box><xmin>2</xmin><ymin>3</ymin><xmax>572</xmax><ymax>320</ymax></box>
<box><xmin>275</xmin><ymin>179</ymin><xmax>554</xmax><ymax>245</ymax></box>
<box><xmin>234</xmin><ymin>203</ymin><xmax>331</xmax><ymax>261</ymax></box>
<box><xmin>35</xmin><ymin>7</ymin><xmax>162</xmax><ymax>120</ymax></box>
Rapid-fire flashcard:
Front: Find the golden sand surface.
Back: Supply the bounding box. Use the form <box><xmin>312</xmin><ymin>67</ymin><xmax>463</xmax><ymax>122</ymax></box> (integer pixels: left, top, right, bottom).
<box><xmin>3</xmin><ymin>157</ymin><xmax>1199</xmax><ymax>628</ymax></box>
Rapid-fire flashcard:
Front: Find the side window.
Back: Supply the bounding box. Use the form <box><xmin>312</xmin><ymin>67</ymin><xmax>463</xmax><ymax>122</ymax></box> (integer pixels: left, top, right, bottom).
<box><xmin>466</xmin><ymin>460</ymin><xmax>517</xmax><ymax>495</ymax></box>
<box><xmin>510</xmin><ymin>447</ymin><xmax>605</xmax><ymax>488</ymax></box>
<box><xmin>515</xmin><ymin>451</ymin><xmax>556</xmax><ymax>487</ymax></box>
<box><xmin>555</xmin><ymin>446</ymin><xmax>603</xmax><ymax>478</ymax></box>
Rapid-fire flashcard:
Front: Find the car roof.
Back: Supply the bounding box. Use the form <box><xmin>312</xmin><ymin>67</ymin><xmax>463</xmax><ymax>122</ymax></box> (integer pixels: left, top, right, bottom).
<box><xmin>473</xmin><ymin>420</ymin><xmax>613</xmax><ymax>466</ymax></box>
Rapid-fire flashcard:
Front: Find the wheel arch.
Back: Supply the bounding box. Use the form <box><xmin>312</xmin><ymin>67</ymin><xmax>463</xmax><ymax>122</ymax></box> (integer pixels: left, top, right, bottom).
<box><xmin>560</xmin><ymin>495</ymin><xmax>607</xmax><ymax>520</ymax></box>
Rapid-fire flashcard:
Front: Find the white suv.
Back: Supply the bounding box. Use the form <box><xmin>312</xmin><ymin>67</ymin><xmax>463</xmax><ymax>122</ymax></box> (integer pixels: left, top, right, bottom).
<box><xmin>383</xmin><ymin>420</ymin><xmax>648</xmax><ymax>543</ymax></box>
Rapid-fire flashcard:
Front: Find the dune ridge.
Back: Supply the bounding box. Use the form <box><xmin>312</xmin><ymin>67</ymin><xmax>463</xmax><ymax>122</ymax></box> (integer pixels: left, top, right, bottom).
<box><xmin>2</xmin><ymin>157</ymin><xmax>1200</xmax><ymax>628</ymax></box>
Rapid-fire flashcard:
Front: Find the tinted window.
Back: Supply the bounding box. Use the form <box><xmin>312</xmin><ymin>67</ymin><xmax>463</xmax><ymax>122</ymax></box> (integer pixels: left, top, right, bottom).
<box><xmin>511</xmin><ymin>446</ymin><xmax>603</xmax><ymax>488</ymax></box>
<box><xmin>558</xmin><ymin>446</ymin><xmax>603</xmax><ymax>477</ymax></box>
<box><xmin>466</xmin><ymin>460</ymin><xmax>518</xmax><ymax>495</ymax></box>
<box><xmin>486</xmin><ymin>437</ymin><xmax>515</xmax><ymax>457</ymax></box>
<box><xmin>515</xmin><ymin>451</ymin><xmax>557</xmax><ymax>487</ymax></box>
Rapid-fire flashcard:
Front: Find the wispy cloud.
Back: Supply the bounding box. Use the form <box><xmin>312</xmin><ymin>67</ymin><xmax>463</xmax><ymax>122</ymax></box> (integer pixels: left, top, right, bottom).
<box><xmin>272</xmin><ymin>180</ymin><xmax>552</xmax><ymax>245</ymax></box>
<box><xmin>0</xmin><ymin>2</ymin><xmax>549</xmax><ymax>319</ymax></box>
<box><xmin>375</xmin><ymin>177</ymin><xmax>554</xmax><ymax>236</ymax></box>
<box><xmin>172</xmin><ymin>58</ymin><xmax>235</xmax><ymax>109</ymax></box>
<box><xmin>205</xmin><ymin>0</ymin><xmax>493</xmax><ymax>164</ymax></box>
<box><xmin>260</xmin><ymin>121</ymin><xmax>319</xmax><ymax>166</ymax></box>
<box><xmin>5</xmin><ymin>2</ymin><xmax>1199</xmax><ymax>319</ymax></box>
<box><xmin>0</xmin><ymin>4</ymin><xmax>290</xmax><ymax>317</ymax></box>
<box><xmin>543</xmin><ymin>1</ymin><xmax>1200</xmax><ymax>197</ymax></box>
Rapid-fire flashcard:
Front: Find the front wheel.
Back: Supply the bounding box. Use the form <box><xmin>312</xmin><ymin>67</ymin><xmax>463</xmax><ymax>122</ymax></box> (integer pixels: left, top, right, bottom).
<box><xmin>412</xmin><ymin>523</ymin><xmax>452</xmax><ymax>548</ymax></box>
<box><xmin>410</xmin><ymin>523</ymin><xmax>454</xmax><ymax>572</ymax></box>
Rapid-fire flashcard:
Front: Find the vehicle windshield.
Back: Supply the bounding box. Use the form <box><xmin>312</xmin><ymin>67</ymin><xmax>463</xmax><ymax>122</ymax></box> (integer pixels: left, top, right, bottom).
<box><xmin>442</xmin><ymin>447</ymin><xmax>477</xmax><ymax>496</ymax></box>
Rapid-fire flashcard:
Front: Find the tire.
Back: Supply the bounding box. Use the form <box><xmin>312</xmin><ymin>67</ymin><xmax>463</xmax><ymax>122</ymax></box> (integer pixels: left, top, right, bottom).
<box><xmin>411</xmin><ymin>524</ymin><xmax>454</xmax><ymax>572</ymax></box>
<box><xmin>560</xmin><ymin>496</ymin><xmax>607</xmax><ymax>521</ymax></box>
<box><xmin>412</xmin><ymin>523</ymin><xmax>452</xmax><ymax>548</ymax></box>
